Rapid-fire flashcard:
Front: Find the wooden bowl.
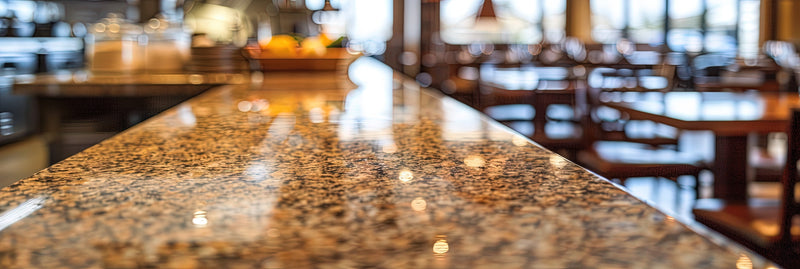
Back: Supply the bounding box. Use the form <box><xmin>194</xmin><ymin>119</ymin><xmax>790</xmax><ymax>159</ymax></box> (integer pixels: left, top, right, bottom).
<box><xmin>243</xmin><ymin>47</ymin><xmax>355</xmax><ymax>71</ymax></box>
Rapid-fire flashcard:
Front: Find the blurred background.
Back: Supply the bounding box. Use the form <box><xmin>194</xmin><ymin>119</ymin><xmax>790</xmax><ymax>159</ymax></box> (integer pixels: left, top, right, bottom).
<box><xmin>0</xmin><ymin>0</ymin><xmax>795</xmax><ymax>196</ymax></box>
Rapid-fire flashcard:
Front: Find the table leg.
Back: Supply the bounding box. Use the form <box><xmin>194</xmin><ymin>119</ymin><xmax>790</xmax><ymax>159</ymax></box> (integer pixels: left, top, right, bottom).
<box><xmin>532</xmin><ymin>97</ymin><xmax>547</xmax><ymax>141</ymax></box>
<box><xmin>713</xmin><ymin>135</ymin><xmax>749</xmax><ymax>201</ymax></box>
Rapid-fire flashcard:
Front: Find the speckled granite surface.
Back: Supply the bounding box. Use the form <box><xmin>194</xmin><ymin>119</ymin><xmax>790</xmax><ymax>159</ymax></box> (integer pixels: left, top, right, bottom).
<box><xmin>0</xmin><ymin>58</ymin><xmax>773</xmax><ymax>268</ymax></box>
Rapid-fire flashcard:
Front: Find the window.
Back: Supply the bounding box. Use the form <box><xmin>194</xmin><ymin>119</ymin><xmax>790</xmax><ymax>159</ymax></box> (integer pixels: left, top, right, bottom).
<box><xmin>738</xmin><ymin>0</ymin><xmax>760</xmax><ymax>58</ymax></box>
<box><xmin>592</xmin><ymin>0</ymin><xmax>760</xmax><ymax>57</ymax></box>
<box><xmin>704</xmin><ymin>0</ymin><xmax>738</xmax><ymax>54</ymax></box>
<box><xmin>628</xmin><ymin>0</ymin><xmax>665</xmax><ymax>44</ymax></box>
<box><xmin>591</xmin><ymin>0</ymin><xmax>626</xmax><ymax>44</ymax></box>
<box><xmin>306</xmin><ymin>0</ymin><xmax>393</xmax><ymax>55</ymax></box>
<box><xmin>542</xmin><ymin>0</ymin><xmax>567</xmax><ymax>43</ymax></box>
<box><xmin>592</xmin><ymin>0</ymin><xmax>666</xmax><ymax>45</ymax></box>
<box><xmin>667</xmin><ymin>0</ymin><xmax>703</xmax><ymax>52</ymax></box>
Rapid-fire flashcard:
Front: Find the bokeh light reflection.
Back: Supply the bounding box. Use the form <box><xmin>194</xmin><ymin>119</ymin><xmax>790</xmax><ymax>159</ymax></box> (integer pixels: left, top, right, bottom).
<box><xmin>549</xmin><ymin>155</ymin><xmax>568</xmax><ymax>168</ymax></box>
<box><xmin>411</xmin><ymin>197</ymin><xmax>427</xmax><ymax>212</ymax></box>
<box><xmin>237</xmin><ymin>101</ymin><xmax>252</xmax><ymax>112</ymax></box>
<box><xmin>399</xmin><ymin>170</ymin><xmax>414</xmax><ymax>182</ymax></box>
<box><xmin>735</xmin><ymin>254</ymin><xmax>752</xmax><ymax>269</ymax></box>
<box><xmin>192</xmin><ymin>211</ymin><xmax>208</xmax><ymax>227</ymax></box>
<box><xmin>464</xmin><ymin>155</ymin><xmax>486</xmax><ymax>168</ymax></box>
<box><xmin>432</xmin><ymin>236</ymin><xmax>449</xmax><ymax>256</ymax></box>
<box><xmin>511</xmin><ymin>135</ymin><xmax>528</xmax><ymax>147</ymax></box>
<box><xmin>250</xmin><ymin>99</ymin><xmax>269</xmax><ymax>112</ymax></box>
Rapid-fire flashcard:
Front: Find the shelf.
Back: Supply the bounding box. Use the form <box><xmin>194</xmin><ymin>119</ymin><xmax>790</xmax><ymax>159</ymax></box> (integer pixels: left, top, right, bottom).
<box><xmin>0</xmin><ymin>37</ymin><xmax>84</xmax><ymax>53</ymax></box>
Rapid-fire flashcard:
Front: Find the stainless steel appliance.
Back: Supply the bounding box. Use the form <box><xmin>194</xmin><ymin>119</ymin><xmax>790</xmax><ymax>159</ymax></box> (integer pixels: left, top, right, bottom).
<box><xmin>0</xmin><ymin>37</ymin><xmax>83</xmax><ymax>145</ymax></box>
<box><xmin>0</xmin><ymin>67</ymin><xmax>34</xmax><ymax>145</ymax></box>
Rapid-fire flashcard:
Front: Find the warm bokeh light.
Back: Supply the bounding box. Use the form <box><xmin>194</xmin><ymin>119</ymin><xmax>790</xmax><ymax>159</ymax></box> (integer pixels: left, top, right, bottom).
<box><xmin>433</xmin><ymin>238</ymin><xmax>449</xmax><ymax>255</ymax></box>
<box><xmin>511</xmin><ymin>135</ymin><xmax>528</xmax><ymax>147</ymax></box>
<box><xmin>735</xmin><ymin>254</ymin><xmax>752</xmax><ymax>269</ymax></box>
<box><xmin>549</xmin><ymin>155</ymin><xmax>568</xmax><ymax>168</ymax></box>
<box><xmin>188</xmin><ymin>74</ymin><xmax>204</xmax><ymax>85</ymax></box>
<box><xmin>751</xmin><ymin>220</ymin><xmax>779</xmax><ymax>237</ymax></box>
<box><xmin>399</xmin><ymin>170</ymin><xmax>414</xmax><ymax>182</ymax></box>
<box><xmin>251</xmin><ymin>99</ymin><xmax>269</xmax><ymax>112</ymax></box>
<box><xmin>237</xmin><ymin>101</ymin><xmax>253</xmax><ymax>112</ymax></box>
<box><xmin>411</xmin><ymin>197</ymin><xmax>427</xmax><ymax>212</ymax></box>
<box><xmin>192</xmin><ymin>211</ymin><xmax>208</xmax><ymax>227</ymax></box>
<box><xmin>238</xmin><ymin>99</ymin><xmax>269</xmax><ymax>113</ymax></box>
<box><xmin>464</xmin><ymin>155</ymin><xmax>486</xmax><ymax>168</ymax></box>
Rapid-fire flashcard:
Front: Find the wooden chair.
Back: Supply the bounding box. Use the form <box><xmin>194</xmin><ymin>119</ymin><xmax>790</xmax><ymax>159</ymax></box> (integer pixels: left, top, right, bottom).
<box><xmin>747</xmin><ymin>132</ymin><xmax>794</xmax><ymax>183</ymax></box>
<box><xmin>477</xmin><ymin>85</ymin><xmax>536</xmax><ymax>123</ymax></box>
<box><xmin>531</xmin><ymin>79</ymin><xmax>588</xmax><ymax>158</ymax></box>
<box><xmin>477</xmin><ymin>67</ymin><xmax>587</xmax><ymax>158</ymax></box>
<box><xmin>576</xmin><ymin>140</ymin><xmax>707</xmax><ymax>198</ymax></box>
<box><xmin>588</xmin><ymin>61</ymin><xmax>681</xmax><ymax>147</ymax></box>
<box><xmin>692</xmin><ymin>108</ymin><xmax>800</xmax><ymax>269</ymax></box>
<box><xmin>584</xmin><ymin>103</ymin><xmax>680</xmax><ymax>150</ymax></box>
<box><xmin>636</xmin><ymin>62</ymin><xmax>677</xmax><ymax>91</ymax></box>
<box><xmin>578</xmin><ymin>79</ymin><xmax>706</xmax><ymax>197</ymax></box>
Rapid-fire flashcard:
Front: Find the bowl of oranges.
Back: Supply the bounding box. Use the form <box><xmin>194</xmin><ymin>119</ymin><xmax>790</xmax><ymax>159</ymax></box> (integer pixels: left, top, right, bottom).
<box><xmin>243</xmin><ymin>34</ymin><xmax>355</xmax><ymax>71</ymax></box>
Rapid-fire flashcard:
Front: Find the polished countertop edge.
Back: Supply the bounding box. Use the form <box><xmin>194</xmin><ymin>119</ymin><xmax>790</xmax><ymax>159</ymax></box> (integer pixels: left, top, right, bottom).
<box><xmin>462</xmin><ymin>93</ymin><xmax>770</xmax><ymax>264</ymax></box>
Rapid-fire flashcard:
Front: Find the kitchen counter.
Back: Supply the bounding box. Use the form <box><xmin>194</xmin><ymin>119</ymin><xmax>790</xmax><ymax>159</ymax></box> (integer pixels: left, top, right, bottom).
<box><xmin>11</xmin><ymin>70</ymin><xmax>251</xmax><ymax>163</ymax></box>
<box><xmin>12</xmin><ymin>71</ymin><xmax>249</xmax><ymax>97</ymax></box>
<box><xmin>0</xmin><ymin>57</ymin><xmax>772</xmax><ymax>268</ymax></box>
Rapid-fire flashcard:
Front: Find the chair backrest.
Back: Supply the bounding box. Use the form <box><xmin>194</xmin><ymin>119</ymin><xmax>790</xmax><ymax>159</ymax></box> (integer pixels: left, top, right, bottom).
<box><xmin>779</xmin><ymin>108</ymin><xmax>800</xmax><ymax>244</ymax></box>
<box><xmin>649</xmin><ymin>63</ymin><xmax>677</xmax><ymax>91</ymax></box>
<box><xmin>476</xmin><ymin>86</ymin><xmax>535</xmax><ymax>111</ymax></box>
<box><xmin>692</xmin><ymin>53</ymin><xmax>734</xmax><ymax>77</ymax></box>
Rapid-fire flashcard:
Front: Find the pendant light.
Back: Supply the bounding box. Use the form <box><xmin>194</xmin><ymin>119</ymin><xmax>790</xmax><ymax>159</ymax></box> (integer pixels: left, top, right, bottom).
<box><xmin>477</xmin><ymin>0</ymin><xmax>496</xmax><ymax>20</ymax></box>
<box><xmin>322</xmin><ymin>0</ymin><xmax>338</xmax><ymax>11</ymax></box>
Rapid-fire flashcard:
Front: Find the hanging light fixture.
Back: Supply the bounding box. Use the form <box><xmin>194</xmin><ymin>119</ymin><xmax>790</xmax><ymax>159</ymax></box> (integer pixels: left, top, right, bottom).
<box><xmin>477</xmin><ymin>0</ymin><xmax>496</xmax><ymax>20</ymax></box>
<box><xmin>322</xmin><ymin>0</ymin><xmax>338</xmax><ymax>11</ymax></box>
<box><xmin>471</xmin><ymin>0</ymin><xmax>501</xmax><ymax>39</ymax></box>
<box><xmin>311</xmin><ymin>0</ymin><xmax>344</xmax><ymax>40</ymax></box>
<box><xmin>439</xmin><ymin>0</ymin><xmax>512</xmax><ymax>44</ymax></box>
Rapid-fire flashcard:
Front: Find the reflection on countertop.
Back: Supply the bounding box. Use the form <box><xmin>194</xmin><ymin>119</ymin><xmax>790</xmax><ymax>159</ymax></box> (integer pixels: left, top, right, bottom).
<box><xmin>12</xmin><ymin>70</ymin><xmax>250</xmax><ymax>97</ymax></box>
<box><xmin>0</xmin><ymin>57</ymin><xmax>775</xmax><ymax>268</ymax></box>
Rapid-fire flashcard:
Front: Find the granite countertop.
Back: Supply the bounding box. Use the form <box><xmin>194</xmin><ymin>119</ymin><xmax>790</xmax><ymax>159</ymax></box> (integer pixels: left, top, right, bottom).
<box><xmin>0</xmin><ymin>57</ymin><xmax>773</xmax><ymax>268</ymax></box>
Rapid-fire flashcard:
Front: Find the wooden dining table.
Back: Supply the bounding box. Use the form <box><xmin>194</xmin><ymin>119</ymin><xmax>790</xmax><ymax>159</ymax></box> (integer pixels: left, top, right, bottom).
<box><xmin>603</xmin><ymin>91</ymin><xmax>800</xmax><ymax>201</ymax></box>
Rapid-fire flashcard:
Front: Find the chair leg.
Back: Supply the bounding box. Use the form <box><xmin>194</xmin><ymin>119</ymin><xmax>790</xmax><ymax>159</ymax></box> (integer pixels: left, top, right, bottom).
<box><xmin>652</xmin><ymin>177</ymin><xmax>662</xmax><ymax>202</ymax></box>
<box><xmin>668</xmin><ymin>175</ymin><xmax>696</xmax><ymax>217</ymax></box>
<box><xmin>671</xmin><ymin>176</ymin><xmax>687</xmax><ymax>217</ymax></box>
